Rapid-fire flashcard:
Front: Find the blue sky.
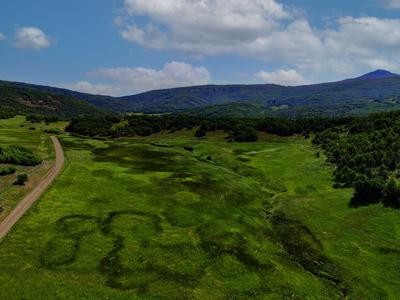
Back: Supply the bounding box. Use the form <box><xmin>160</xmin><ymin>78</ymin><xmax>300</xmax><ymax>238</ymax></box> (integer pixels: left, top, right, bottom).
<box><xmin>1</xmin><ymin>0</ymin><xmax>400</xmax><ymax>96</ymax></box>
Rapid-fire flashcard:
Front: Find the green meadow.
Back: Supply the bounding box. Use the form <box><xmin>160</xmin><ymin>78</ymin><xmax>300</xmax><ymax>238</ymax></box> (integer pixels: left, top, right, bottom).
<box><xmin>0</xmin><ymin>117</ymin><xmax>399</xmax><ymax>299</ymax></box>
<box><xmin>0</xmin><ymin>116</ymin><xmax>65</xmax><ymax>220</ymax></box>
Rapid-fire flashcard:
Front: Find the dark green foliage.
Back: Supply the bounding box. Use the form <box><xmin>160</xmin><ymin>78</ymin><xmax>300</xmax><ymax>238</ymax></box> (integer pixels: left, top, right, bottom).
<box><xmin>184</xmin><ymin>146</ymin><xmax>194</xmax><ymax>152</ymax></box>
<box><xmin>314</xmin><ymin>110</ymin><xmax>400</xmax><ymax>206</ymax></box>
<box><xmin>194</xmin><ymin>126</ymin><xmax>207</xmax><ymax>137</ymax></box>
<box><xmin>44</xmin><ymin>128</ymin><xmax>61</xmax><ymax>135</ymax></box>
<box><xmin>27</xmin><ymin>114</ymin><xmax>60</xmax><ymax>123</ymax></box>
<box><xmin>66</xmin><ymin>113</ymin><xmax>351</xmax><ymax>142</ymax></box>
<box><xmin>0</xmin><ymin>145</ymin><xmax>42</xmax><ymax>166</ymax></box>
<box><xmin>0</xmin><ymin>111</ymin><xmax>16</xmax><ymax>119</ymax></box>
<box><xmin>66</xmin><ymin>115</ymin><xmax>120</xmax><ymax>137</ymax></box>
<box><xmin>14</xmin><ymin>174</ymin><xmax>28</xmax><ymax>186</ymax></box>
<box><xmin>0</xmin><ymin>166</ymin><xmax>16</xmax><ymax>176</ymax></box>
<box><xmin>230</xmin><ymin>125</ymin><xmax>258</xmax><ymax>142</ymax></box>
<box><xmin>0</xmin><ymin>81</ymin><xmax>110</xmax><ymax>118</ymax></box>
<box><xmin>384</xmin><ymin>178</ymin><xmax>400</xmax><ymax>207</ymax></box>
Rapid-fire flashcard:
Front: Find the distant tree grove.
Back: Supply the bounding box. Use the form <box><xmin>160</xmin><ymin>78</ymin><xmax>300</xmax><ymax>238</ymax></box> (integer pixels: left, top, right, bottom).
<box><xmin>66</xmin><ymin>110</ymin><xmax>400</xmax><ymax>207</ymax></box>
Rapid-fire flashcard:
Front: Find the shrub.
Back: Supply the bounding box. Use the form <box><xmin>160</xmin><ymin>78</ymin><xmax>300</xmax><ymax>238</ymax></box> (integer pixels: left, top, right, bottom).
<box><xmin>184</xmin><ymin>146</ymin><xmax>194</xmax><ymax>152</ymax></box>
<box><xmin>0</xmin><ymin>166</ymin><xmax>16</xmax><ymax>176</ymax></box>
<box><xmin>384</xmin><ymin>178</ymin><xmax>400</xmax><ymax>207</ymax></box>
<box><xmin>14</xmin><ymin>174</ymin><xmax>28</xmax><ymax>186</ymax></box>
<box><xmin>45</xmin><ymin>128</ymin><xmax>61</xmax><ymax>135</ymax></box>
<box><xmin>0</xmin><ymin>146</ymin><xmax>42</xmax><ymax>166</ymax></box>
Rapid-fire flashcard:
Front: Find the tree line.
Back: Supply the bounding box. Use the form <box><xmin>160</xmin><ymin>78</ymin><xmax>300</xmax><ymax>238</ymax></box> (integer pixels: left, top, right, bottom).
<box><xmin>313</xmin><ymin>110</ymin><xmax>400</xmax><ymax>207</ymax></box>
<box><xmin>66</xmin><ymin>111</ymin><xmax>400</xmax><ymax>207</ymax></box>
<box><xmin>66</xmin><ymin>114</ymin><xmax>350</xmax><ymax>142</ymax></box>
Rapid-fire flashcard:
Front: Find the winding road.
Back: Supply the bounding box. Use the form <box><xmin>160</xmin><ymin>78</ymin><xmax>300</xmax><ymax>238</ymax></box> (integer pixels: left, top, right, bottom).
<box><xmin>0</xmin><ymin>136</ymin><xmax>65</xmax><ymax>241</ymax></box>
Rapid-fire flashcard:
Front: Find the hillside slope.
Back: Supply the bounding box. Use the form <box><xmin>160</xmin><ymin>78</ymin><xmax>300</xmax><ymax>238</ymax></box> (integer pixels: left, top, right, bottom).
<box><xmin>1</xmin><ymin>70</ymin><xmax>400</xmax><ymax>117</ymax></box>
<box><xmin>123</xmin><ymin>73</ymin><xmax>400</xmax><ymax>115</ymax></box>
<box><xmin>0</xmin><ymin>81</ymin><xmax>108</xmax><ymax>118</ymax></box>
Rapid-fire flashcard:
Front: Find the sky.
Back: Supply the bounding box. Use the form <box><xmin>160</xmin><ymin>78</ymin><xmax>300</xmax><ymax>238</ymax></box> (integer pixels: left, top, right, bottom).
<box><xmin>1</xmin><ymin>0</ymin><xmax>400</xmax><ymax>96</ymax></box>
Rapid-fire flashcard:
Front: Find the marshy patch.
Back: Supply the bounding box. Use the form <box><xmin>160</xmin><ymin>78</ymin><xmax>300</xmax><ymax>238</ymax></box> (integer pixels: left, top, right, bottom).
<box><xmin>92</xmin><ymin>169</ymin><xmax>114</xmax><ymax>178</ymax></box>
<box><xmin>163</xmin><ymin>207</ymin><xmax>204</xmax><ymax>228</ymax></box>
<box><xmin>270</xmin><ymin>213</ymin><xmax>348</xmax><ymax>297</ymax></box>
<box><xmin>93</xmin><ymin>145</ymin><xmax>185</xmax><ymax>172</ymax></box>
<box><xmin>61</xmin><ymin>139</ymin><xmax>95</xmax><ymax>151</ymax></box>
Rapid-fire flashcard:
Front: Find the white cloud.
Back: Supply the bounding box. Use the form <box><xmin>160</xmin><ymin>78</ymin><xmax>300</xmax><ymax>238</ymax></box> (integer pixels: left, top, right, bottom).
<box><xmin>66</xmin><ymin>61</ymin><xmax>211</xmax><ymax>96</ymax></box>
<box><xmin>14</xmin><ymin>27</ymin><xmax>51</xmax><ymax>50</ymax></box>
<box><xmin>0</xmin><ymin>33</ymin><xmax>5</xmax><ymax>41</ymax></box>
<box><xmin>385</xmin><ymin>0</ymin><xmax>400</xmax><ymax>9</ymax></box>
<box><xmin>116</xmin><ymin>0</ymin><xmax>400</xmax><ymax>81</ymax></box>
<box><xmin>120</xmin><ymin>0</ymin><xmax>291</xmax><ymax>55</ymax></box>
<box><xmin>64</xmin><ymin>81</ymin><xmax>123</xmax><ymax>96</ymax></box>
<box><xmin>255</xmin><ymin>69</ymin><xmax>309</xmax><ymax>86</ymax></box>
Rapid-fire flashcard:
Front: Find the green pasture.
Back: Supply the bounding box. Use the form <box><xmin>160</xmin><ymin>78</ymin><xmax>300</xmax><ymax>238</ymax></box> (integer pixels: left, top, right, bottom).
<box><xmin>0</xmin><ymin>118</ymin><xmax>399</xmax><ymax>299</ymax></box>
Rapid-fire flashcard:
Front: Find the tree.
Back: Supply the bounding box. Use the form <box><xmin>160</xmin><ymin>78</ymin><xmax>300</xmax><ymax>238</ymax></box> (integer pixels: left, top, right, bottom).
<box><xmin>384</xmin><ymin>178</ymin><xmax>400</xmax><ymax>207</ymax></box>
<box><xmin>351</xmin><ymin>177</ymin><xmax>384</xmax><ymax>206</ymax></box>
<box><xmin>14</xmin><ymin>174</ymin><xmax>28</xmax><ymax>186</ymax></box>
<box><xmin>0</xmin><ymin>166</ymin><xmax>16</xmax><ymax>176</ymax></box>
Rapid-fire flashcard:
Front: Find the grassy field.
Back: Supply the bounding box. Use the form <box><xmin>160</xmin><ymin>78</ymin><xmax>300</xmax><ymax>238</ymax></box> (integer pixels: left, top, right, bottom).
<box><xmin>0</xmin><ymin>116</ymin><xmax>66</xmax><ymax>221</ymax></box>
<box><xmin>0</xmin><ymin>118</ymin><xmax>399</xmax><ymax>299</ymax></box>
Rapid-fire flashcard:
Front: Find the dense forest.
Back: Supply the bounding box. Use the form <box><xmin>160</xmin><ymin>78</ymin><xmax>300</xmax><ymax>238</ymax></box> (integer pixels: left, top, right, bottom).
<box><xmin>0</xmin><ymin>83</ymin><xmax>109</xmax><ymax>118</ymax></box>
<box><xmin>66</xmin><ymin>111</ymin><xmax>400</xmax><ymax>206</ymax></box>
<box><xmin>313</xmin><ymin>110</ymin><xmax>400</xmax><ymax>207</ymax></box>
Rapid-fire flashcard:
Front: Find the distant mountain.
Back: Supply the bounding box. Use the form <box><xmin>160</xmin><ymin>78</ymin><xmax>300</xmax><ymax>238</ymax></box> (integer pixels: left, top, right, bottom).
<box><xmin>0</xmin><ymin>81</ymin><xmax>108</xmax><ymax>118</ymax></box>
<box><xmin>357</xmin><ymin>70</ymin><xmax>400</xmax><ymax>80</ymax></box>
<box><xmin>121</xmin><ymin>70</ymin><xmax>400</xmax><ymax>116</ymax></box>
<box><xmin>1</xmin><ymin>70</ymin><xmax>400</xmax><ymax>117</ymax></box>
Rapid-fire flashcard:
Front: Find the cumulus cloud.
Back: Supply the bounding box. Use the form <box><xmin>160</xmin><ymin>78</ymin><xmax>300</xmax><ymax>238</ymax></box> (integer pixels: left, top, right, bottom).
<box><xmin>66</xmin><ymin>61</ymin><xmax>211</xmax><ymax>96</ymax></box>
<box><xmin>255</xmin><ymin>69</ymin><xmax>309</xmax><ymax>86</ymax></box>
<box><xmin>64</xmin><ymin>81</ymin><xmax>123</xmax><ymax>96</ymax></box>
<box><xmin>385</xmin><ymin>0</ymin><xmax>400</xmax><ymax>9</ymax></box>
<box><xmin>116</xmin><ymin>0</ymin><xmax>400</xmax><ymax>80</ymax></box>
<box><xmin>119</xmin><ymin>0</ymin><xmax>291</xmax><ymax>55</ymax></box>
<box><xmin>14</xmin><ymin>27</ymin><xmax>51</xmax><ymax>50</ymax></box>
<box><xmin>0</xmin><ymin>32</ymin><xmax>5</xmax><ymax>41</ymax></box>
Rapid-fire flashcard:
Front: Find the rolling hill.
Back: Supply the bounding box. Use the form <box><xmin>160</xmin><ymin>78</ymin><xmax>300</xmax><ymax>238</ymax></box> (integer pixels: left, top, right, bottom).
<box><xmin>121</xmin><ymin>70</ymin><xmax>400</xmax><ymax>116</ymax></box>
<box><xmin>0</xmin><ymin>81</ymin><xmax>109</xmax><ymax>118</ymax></box>
<box><xmin>1</xmin><ymin>70</ymin><xmax>400</xmax><ymax>117</ymax></box>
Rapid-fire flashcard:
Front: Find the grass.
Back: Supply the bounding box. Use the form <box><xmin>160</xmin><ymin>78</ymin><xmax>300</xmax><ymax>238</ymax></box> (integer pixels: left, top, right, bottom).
<box><xmin>0</xmin><ymin>116</ymin><xmax>67</xmax><ymax>221</ymax></box>
<box><xmin>0</xmin><ymin>120</ymin><xmax>399</xmax><ymax>299</ymax></box>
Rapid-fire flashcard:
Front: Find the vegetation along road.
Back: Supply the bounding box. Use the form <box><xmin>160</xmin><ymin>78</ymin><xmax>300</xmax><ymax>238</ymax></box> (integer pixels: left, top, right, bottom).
<box><xmin>0</xmin><ymin>136</ymin><xmax>64</xmax><ymax>241</ymax></box>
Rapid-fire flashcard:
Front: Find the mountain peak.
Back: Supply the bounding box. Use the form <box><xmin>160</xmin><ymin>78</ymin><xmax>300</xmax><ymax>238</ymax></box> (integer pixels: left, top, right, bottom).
<box><xmin>357</xmin><ymin>69</ymin><xmax>400</xmax><ymax>80</ymax></box>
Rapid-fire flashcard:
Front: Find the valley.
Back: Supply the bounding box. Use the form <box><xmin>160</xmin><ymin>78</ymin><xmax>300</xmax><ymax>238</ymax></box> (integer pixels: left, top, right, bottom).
<box><xmin>0</xmin><ymin>117</ymin><xmax>399</xmax><ymax>299</ymax></box>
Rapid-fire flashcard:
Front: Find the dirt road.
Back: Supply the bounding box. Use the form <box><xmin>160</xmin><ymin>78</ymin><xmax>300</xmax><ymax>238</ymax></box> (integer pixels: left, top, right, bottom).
<box><xmin>0</xmin><ymin>136</ymin><xmax>65</xmax><ymax>241</ymax></box>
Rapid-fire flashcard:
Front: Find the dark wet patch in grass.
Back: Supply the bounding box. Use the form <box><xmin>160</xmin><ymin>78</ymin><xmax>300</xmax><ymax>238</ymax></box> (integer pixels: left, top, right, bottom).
<box><xmin>40</xmin><ymin>215</ymin><xmax>101</xmax><ymax>268</ymax></box>
<box><xmin>93</xmin><ymin>145</ymin><xmax>185</xmax><ymax>172</ymax></box>
<box><xmin>270</xmin><ymin>213</ymin><xmax>349</xmax><ymax>297</ymax></box>
<box><xmin>60</xmin><ymin>139</ymin><xmax>96</xmax><ymax>151</ymax></box>
<box><xmin>92</xmin><ymin>169</ymin><xmax>114</xmax><ymax>178</ymax></box>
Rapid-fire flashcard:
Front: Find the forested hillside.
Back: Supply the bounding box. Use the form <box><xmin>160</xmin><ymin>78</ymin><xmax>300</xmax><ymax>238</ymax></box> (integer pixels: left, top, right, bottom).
<box><xmin>2</xmin><ymin>70</ymin><xmax>400</xmax><ymax>117</ymax></box>
<box><xmin>0</xmin><ymin>82</ymin><xmax>108</xmax><ymax>118</ymax></box>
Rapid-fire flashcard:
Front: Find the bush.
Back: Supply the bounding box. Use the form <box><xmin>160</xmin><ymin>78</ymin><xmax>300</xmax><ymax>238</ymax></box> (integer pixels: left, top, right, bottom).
<box><xmin>0</xmin><ymin>166</ymin><xmax>16</xmax><ymax>176</ymax></box>
<box><xmin>14</xmin><ymin>174</ymin><xmax>28</xmax><ymax>186</ymax></box>
<box><xmin>195</xmin><ymin>126</ymin><xmax>207</xmax><ymax>138</ymax></box>
<box><xmin>0</xmin><ymin>146</ymin><xmax>42</xmax><ymax>166</ymax></box>
<box><xmin>231</xmin><ymin>126</ymin><xmax>258</xmax><ymax>142</ymax></box>
<box><xmin>45</xmin><ymin>128</ymin><xmax>61</xmax><ymax>135</ymax></box>
<box><xmin>384</xmin><ymin>178</ymin><xmax>400</xmax><ymax>207</ymax></box>
<box><xmin>184</xmin><ymin>146</ymin><xmax>194</xmax><ymax>152</ymax></box>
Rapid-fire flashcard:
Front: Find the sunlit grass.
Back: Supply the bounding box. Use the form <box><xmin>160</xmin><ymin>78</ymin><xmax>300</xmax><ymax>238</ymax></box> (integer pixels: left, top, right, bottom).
<box><xmin>0</xmin><ymin>118</ymin><xmax>399</xmax><ymax>299</ymax></box>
